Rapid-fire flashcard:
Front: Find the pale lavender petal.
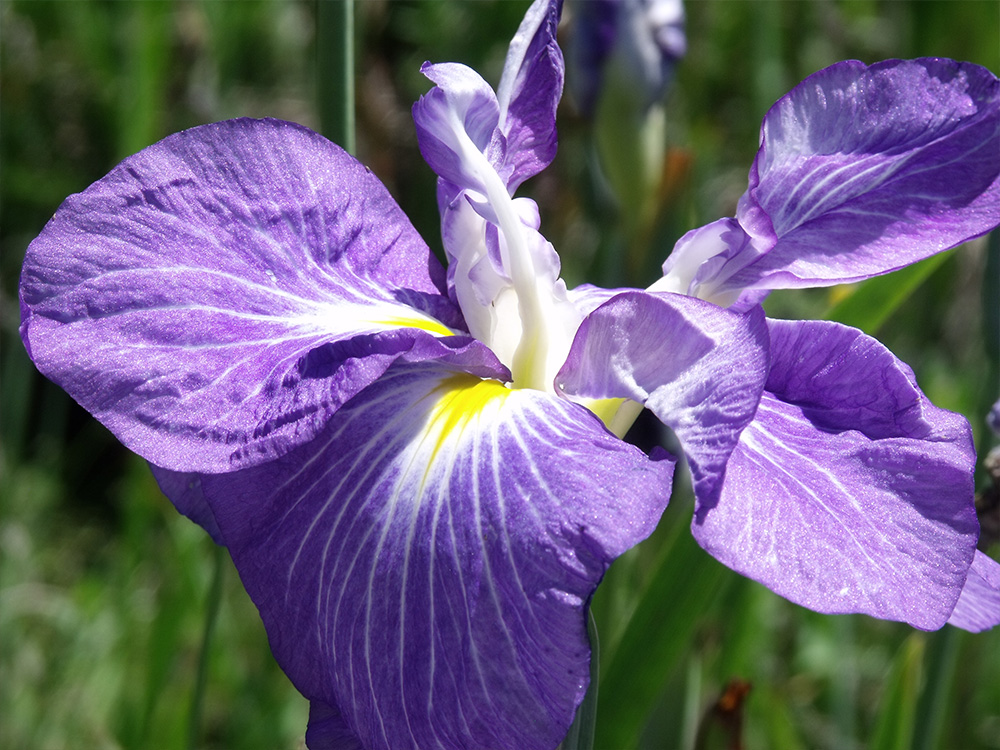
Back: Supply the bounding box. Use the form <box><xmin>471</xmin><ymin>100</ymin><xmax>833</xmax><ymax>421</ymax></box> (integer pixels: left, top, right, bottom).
<box><xmin>655</xmin><ymin>218</ymin><xmax>763</xmax><ymax>306</ymax></box>
<box><xmin>416</xmin><ymin>0</ymin><xmax>562</xmax><ymax>194</ymax></box>
<box><xmin>557</xmin><ymin>292</ymin><xmax>769</xmax><ymax>509</ymax></box>
<box><xmin>722</xmin><ymin>59</ymin><xmax>1000</xmax><ymax>292</ymax></box>
<box><xmin>693</xmin><ymin>319</ymin><xmax>979</xmax><ymax>629</ymax></box>
<box><xmin>496</xmin><ymin>0</ymin><xmax>564</xmax><ymax>189</ymax></box>
<box><xmin>200</xmin><ymin>362</ymin><xmax>673</xmax><ymax>750</ymax></box>
<box><xmin>947</xmin><ymin>551</ymin><xmax>1000</xmax><ymax>632</ymax></box>
<box><xmin>413</xmin><ymin>63</ymin><xmax>503</xmax><ymax>193</ymax></box>
<box><xmin>436</xmin><ymin>187</ymin><xmax>576</xmax><ymax>379</ymax></box>
<box><xmin>565</xmin><ymin>282</ymin><xmax>634</xmax><ymax>316</ymax></box>
<box><xmin>20</xmin><ymin>118</ymin><xmax>479</xmax><ymax>474</ymax></box>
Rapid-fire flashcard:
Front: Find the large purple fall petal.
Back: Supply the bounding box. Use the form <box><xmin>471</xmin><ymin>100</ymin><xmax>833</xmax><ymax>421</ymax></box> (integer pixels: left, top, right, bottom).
<box><xmin>557</xmin><ymin>292</ymin><xmax>769</xmax><ymax>508</ymax></box>
<box><xmin>693</xmin><ymin>319</ymin><xmax>979</xmax><ymax>629</ymax></box>
<box><xmin>946</xmin><ymin>551</ymin><xmax>1000</xmax><ymax>632</ymax></box>
<box><xmin>715</xmin><ymin>59</ymin><xmax>1000</xmax><ymax>293</ymax></box>
<box><xmin>200</xmin><ymin>361</ymin><xmax>673</xmax><ymax>750</ymax></box>
<box><xmin>150</xmin><ymin>468</ymin><xmax>223</xmax><ymax>544</ymax></box>
<box><xmin>20</xmin><ymin>118</ymin><xmax>476</xmax><ymax>474</ymax></box>
<box><xmin>306</xmin><ymin>700</ymin><xmax>366</xmax><ymax>750</ymax></box>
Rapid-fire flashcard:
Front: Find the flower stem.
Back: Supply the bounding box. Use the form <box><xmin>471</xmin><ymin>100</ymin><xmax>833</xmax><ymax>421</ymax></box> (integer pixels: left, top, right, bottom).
<box><xmin>187</xmin><ymin>542</ymin><xmax>226</xmax><ymax>750</ymax></box>
<box><xmin>317</xmin><ymin>0</ymin><xmax>355</xmax><ymax>154</ymax></box>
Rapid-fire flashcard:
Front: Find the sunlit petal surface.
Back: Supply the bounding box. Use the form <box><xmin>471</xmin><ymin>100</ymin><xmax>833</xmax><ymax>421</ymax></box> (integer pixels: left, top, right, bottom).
<box><xmin>19</xmin><ymin>118</ymin><xmax>466</xmax><ymax>473</ymax></box>
<box><xmin>414</xmin><ymin>3</ymin><xmax>580</xmax><ymax>394</ymax></box>
<box><xmin>412</xmin><ymin>63</ymin><xmax>502</xmax><ymax>194</ymax></box>
<box><xmin>200</xmin><ymin>361</ymin><xmax>673</xmax><ymax>750</ymax></box>
<box><xmin>495</xmin><ymin>0</ymin><xmax>564</xmax><ymax>190</ymax></box>
<box><xmin>728</xmin><ymin>59</ymin><xmax>1000</xmax><ymax>291</ymax></box>
<box><xmin>558</xmin><ymin>291</ymin><xmax>769</xmax><ymax>507</ymax></box>
<box><xmin>692</xmin><ymin>319</ymin><xmax>979</xmax><ymax>629</ymax></box>
<box><xmin>947</xmin><ymin>551</ymin><xmax>1000</xmax><ymax>632</ymax></box>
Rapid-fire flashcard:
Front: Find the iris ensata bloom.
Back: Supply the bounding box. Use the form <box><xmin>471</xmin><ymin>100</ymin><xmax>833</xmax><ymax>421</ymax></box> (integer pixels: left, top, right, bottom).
<box><xmin>569</xmin><ymin>0</ymin><xmax>686</xmax><ymax>117</ymax></box>
<box><xmin>17</xmin><ymin>0</ymin><xmax>1000</xmax><ymax>747</ymax></box>
<box><xmin>568</xmin><ymin>0</ymin><xmax>686</xmax><ymax>238</ymax></box>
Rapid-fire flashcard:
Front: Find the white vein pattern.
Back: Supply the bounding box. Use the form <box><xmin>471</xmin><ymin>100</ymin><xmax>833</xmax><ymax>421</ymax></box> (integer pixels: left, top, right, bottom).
<box><xmin>21</xmin><ymin>119</ymin><xmax>464</xmax><ymax>473</ymax></box>
<box><xmin>205</xmin><ymin>362</ymin><xmax>671</xmax><ymax>750</ymax></box>
<box><xmin>694</xmin><ymin>390</ymin><xmax>976</xmax><ymax>628</ymax></box>
<box><xmin>728</xmin><ymin>60</ymin><xmax>1000</xmax><ymax>291</ymax></box>
<box><xmin>756</xmin><ymin>130</ymin><xmax>996</xmax><ymax>273</ymax></box>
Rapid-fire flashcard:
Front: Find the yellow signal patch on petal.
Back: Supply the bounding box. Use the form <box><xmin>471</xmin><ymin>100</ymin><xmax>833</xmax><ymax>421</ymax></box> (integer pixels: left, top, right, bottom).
<box><xmin>580</xmin><ymin>396</ymin><xmax>644</xmax><ymax>439</ymax></box>
<box><xmin>373</xmin><ymin>315</ymin><xmax>454</xmax><ymax>337</ymax></box>
<box><xmin>421</xmin><ymin>375</ymin><xmax>511</xmax><ymax>467</ymax></box>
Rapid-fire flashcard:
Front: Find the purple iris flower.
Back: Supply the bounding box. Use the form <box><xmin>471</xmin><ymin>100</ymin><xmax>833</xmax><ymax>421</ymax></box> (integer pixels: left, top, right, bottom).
<box><xmin>569</xmin><ymin>0</ymin><xmax>686</xmax><ymax>116</ymax></box>
<box><xmin>16</xmin><ymin>0</ymin><xmax>1000</xmax><ymax>748</ymax></box>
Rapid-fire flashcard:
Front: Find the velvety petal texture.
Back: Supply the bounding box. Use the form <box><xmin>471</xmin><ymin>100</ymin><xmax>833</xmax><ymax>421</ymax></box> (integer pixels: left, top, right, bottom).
<box><xmin>728</xmin><ymin>59</ymin><xmax>1000</xmax><ymax>292</ymax></box>
<box><xmin>199</xmin><ymin>361</ymin><xmax>674</xmax><ymax>750</ymax></box>
<box><xmin>20</xmin><ymin>118</ymin><xmax>471</xmax><ymax>474</ymax></box>
<box><xmin>653</xmin><ymin>60</ymin><xmax>1000</xmax><ymax>303</ymax></box>
<box><xmin>558</xmin><ymin>292</ymin><xmax>769</xmax><ymax>507</ymax></box>
<box><xmin>692</xmin><ymin>319</ymin><xmax>979</xmax><ymax>629</ymax></box>
<box><xmin>496</xmin><ymin>0</ymin><xmax>564</xmax><ymax>189</ymax></box>
<box><xmin>946</xmin><ymin>551</ymin><xmax>1000</xmax><ymax>632</ymax></box>
<box><xmin>306</xmin><ymin>700</ymin><xmax>366</xmax><ymax>750</ymax></box>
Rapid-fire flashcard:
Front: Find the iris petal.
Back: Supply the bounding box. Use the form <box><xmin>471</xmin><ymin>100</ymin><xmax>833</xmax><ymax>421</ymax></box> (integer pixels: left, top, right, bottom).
<box><xmin>199</xmin><ymin>360</ymin><xmax>673</xmax><ymax>750</ymax></box>
<box><xmin>415</xmin><ymin>19</ymin><xmax>581</xmax><ymax>393</ymax></box>
<box><xmin>692</xmin><ymin>319</ymin><xmax>979</xmax><ymax>629</ymax></box>
<box><xmin>947</xmin><ymin>551</ymin><xmax>1000</xmax><ymax>632</ymax></box>
<box><xmin>150</xmin><ymin>468</ymin><xmax>222</xmax><ymax>544</ymax></box>
<box><xmin>19</xmin><ymin>118</ymin><xmax>469</xmax><ymax>473</ymax></box>
<box><xmin>305</xmin><ymin>700</ymin><xmax>365</xmax><ymax>750</ymax></box>
<box><xmin>725</xmin><ymin>59</ymin><xmax>1000</xmax><ymax>292</ymax></box>
<box><xmin>558</xmin><ymin>291</ymin><xmax>769</xmax><ymax>508</ymax></box>
<box><xmin>413</xmin><ymin>63</ymin><xmax>503</xmax><ymax>193</ymax></box>
<box><xmin>496</xmin><ymin>0</ymin><xmax>564</xmax><ymax>190</ymax></box>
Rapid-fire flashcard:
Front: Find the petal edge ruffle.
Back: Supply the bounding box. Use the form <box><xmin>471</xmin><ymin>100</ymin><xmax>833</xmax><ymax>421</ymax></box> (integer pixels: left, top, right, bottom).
<box><xmin>693</xmin><ymin>319</ymin><xmax>979</xmax><ymax>629</ymax></box>
<box><xmin>20</xmin><ymin>118</ymin><xmax>478</xmax><ymax>474</ymax></box>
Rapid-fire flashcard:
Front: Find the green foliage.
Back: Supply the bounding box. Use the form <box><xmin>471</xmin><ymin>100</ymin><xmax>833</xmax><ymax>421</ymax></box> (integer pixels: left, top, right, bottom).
<box><xmin>2</xmin><ymin>2</ymin><xmax>998</xmax><ymax>749</ymax></box>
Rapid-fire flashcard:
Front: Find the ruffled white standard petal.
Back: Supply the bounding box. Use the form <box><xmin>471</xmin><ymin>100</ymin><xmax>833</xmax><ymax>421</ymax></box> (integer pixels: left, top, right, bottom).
<box><xmin>415</xmin><ymin>41</ymin><xmax>582</xmax><ymax>392</ymax></box>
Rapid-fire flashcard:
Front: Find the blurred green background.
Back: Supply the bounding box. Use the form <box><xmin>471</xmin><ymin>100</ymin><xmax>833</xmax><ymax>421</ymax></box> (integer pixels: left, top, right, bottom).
<box><xmin>1</xmin><ymin>1</ymin><xmax>998</xmax><ymax>749</ymax></box>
